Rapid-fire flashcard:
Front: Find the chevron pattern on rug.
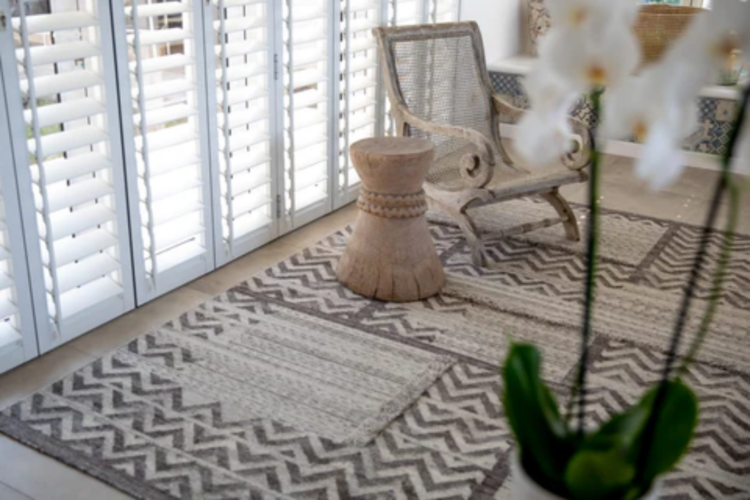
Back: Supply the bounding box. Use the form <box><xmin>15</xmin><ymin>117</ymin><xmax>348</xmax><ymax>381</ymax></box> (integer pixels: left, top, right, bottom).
<box><xmin>1</xmin><ymin>198</ymin><xmax>748</xmax><ymax>499</ymax></box>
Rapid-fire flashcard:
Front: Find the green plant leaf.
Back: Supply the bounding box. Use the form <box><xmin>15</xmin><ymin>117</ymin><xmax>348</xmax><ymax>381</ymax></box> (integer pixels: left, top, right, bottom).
<box><xmin>585</xmin><ymin>404</ymin><xmax>650</xmax><ymax>455</ymax></box>
<box><xmin>637</xmin><ymin>380</ymin><xmax>699</xmax><ymax>485</ymax></box>
<box><xmin>565</xmin><ymin>448</ymin><xmax>636</xmax><ymax>500</ymax></box>
<box><xmin>502</xmin><ymin>343</ymin><xmax>575</xmax><ymax>494</ymax></box>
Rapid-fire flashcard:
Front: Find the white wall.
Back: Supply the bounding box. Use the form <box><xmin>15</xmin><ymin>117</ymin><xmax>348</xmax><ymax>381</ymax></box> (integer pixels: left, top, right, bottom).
<box><xmin>460</xmin><ymin>0</ymin><xmax>523</xmax><ymax>65</ymax></box>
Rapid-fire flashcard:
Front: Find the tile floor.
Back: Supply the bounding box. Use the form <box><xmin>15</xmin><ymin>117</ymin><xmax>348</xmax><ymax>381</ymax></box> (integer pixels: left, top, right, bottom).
<box><xmin>0</xmin><ymin>156</ymin><xmax>744</xmax><ymax>499</ymax></box>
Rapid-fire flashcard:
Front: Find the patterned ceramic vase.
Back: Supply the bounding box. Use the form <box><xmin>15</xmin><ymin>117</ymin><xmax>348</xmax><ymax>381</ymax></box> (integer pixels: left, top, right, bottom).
<box><xmin>528</xmin><ymin>0</ymin><xmax>551</xmax><ymax>56</ymax></box>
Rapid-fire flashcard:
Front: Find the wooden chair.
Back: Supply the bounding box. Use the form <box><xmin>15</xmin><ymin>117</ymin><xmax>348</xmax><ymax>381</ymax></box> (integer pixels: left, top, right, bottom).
<box><xmin>373</xmin><ymin>22</ymin><xmax>592</xmax><ymax>266</ymax></box>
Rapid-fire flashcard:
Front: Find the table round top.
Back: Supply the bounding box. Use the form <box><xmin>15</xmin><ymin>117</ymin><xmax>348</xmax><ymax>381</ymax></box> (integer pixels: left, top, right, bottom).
<box><xmin>350</xmin><ymin>137</ymin><xmax>434</xmax><ymax>158</ymax></box>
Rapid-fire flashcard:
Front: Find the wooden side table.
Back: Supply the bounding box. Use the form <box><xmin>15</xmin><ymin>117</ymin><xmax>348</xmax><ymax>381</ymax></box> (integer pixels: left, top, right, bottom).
<box><xmin>337</xmin><ymin>137</ymin><xmax>446</xmax><ymax>302</ymax></box>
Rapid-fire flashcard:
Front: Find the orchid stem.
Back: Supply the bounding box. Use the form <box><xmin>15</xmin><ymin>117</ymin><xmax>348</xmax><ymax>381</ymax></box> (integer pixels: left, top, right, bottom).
<box><xmin>572</xmin><ymin>88</ymin><xmax>604</xmax><ymax>437</ymax></box>
<box><xmin>678</xmin><ymin>183</ymin><xmax>740</xmax><ymax>376</ymax></box>
<box><xmin>636</xmin><ymin>83</ymin><xmax>750</xmax><ymax>484</ymax></box>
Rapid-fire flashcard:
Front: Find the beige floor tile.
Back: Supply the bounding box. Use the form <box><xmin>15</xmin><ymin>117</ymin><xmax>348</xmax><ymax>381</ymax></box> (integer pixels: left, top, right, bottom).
<box><xmin>0</xmin><ymin>435</ymin><xmax>133</xmax><ymax>500</ymax></box>
<box><xmin>0</xmin><ymin>481</ymin><xmax>32</xmax><ymax>500</ymax></box>
<box><xmin>68</xmin><ymin>287</ymin><xmax>212</xmax><ymax>358</ymax></box>
<box><xmin>187</xmin><ymin>241</ymin><xmax>301</xmax><ymax>296</ymax></box>
<box><xmin>187</xmin><ymin>204</ymin><xmax>358</xmax><ymax>297</ymax></box>
<box><xmin>0</xmin><ymin>346</ymin><xmax>95</xmax><ymax>410</ymax></box>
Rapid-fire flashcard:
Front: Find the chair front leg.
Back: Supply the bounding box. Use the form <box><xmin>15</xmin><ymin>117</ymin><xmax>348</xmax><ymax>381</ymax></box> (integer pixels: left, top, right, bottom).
<box><xmin>540</xmin><ymin>189</ymin><xmax>581</xmax><ymax>242</ymax></box>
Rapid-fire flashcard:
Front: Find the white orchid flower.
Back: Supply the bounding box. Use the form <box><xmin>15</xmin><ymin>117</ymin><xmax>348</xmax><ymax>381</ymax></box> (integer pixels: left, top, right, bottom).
<box><xmin>515</xmin><ymin>68</ymin><xmax>579</xmax><ymax>167</ymax></box>
<box><xmin>539</xmin><ymin>0</ymin><xmax>640</xmax><ymax>92</ymax></box>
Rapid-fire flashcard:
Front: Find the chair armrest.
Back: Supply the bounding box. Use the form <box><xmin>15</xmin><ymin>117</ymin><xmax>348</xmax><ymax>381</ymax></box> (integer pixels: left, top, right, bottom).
<box><xmin>492</xmin><ymin>93</ymin><xmax>524</xmax><ymax>123</ymax></box>
<box><xmin>396</xmin><ymin>104</ymin><xmax>496</xmax><ymax>188</ymax></box>
<box><xmin>562</xmin><ymin>116</ymin><xmax>593</xmax><ymax>171</ymax></box>
<box><xmin>492</xmin><ymin>93</ymin><xmax>592</xmax><ymax>172</ymax></box>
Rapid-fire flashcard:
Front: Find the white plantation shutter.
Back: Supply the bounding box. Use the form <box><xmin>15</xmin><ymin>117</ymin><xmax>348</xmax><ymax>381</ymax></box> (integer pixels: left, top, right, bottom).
<box><xmin>3</xmin><ymin>0</ymin><xmax>135</xmax><ymax>351</ymax></box>
<box><xmin>113</xmin><ymin>0</ymin><xmax>215</xmax><ymax>303</ymax></box>
<box><xmin>205</xmin><ymin>0</ymin><xmax>278</xmax><ymax>264</ymax></box>
<box><xmin>281</xmin><ymin>0</ymin><xmax>336</xmax><ymax>229</ymax></box>
<box><xmin>336</xmin><ymin>0</ymin><xmax>385</xmax><ymax>206</ymax></box>
<box><xmin>0</xmin><ymin>71</ymin><xmax>38</xmax><ymax>374</ymax></box>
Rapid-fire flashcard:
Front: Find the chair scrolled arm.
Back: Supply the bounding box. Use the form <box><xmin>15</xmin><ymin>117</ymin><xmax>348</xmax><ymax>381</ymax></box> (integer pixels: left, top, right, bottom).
<box><xmin>562</xmin><ymin>116</ymin><xmax>594</xmax><ymax>171</ymax></box>
<box><xmin>491</xmin><ymin>93</ymin><xmax>524</xmax><ymax>124</ymax></box>
<box><xmin>492</xmin><ymin>93</ymin><xmax>592</xmax><ymax>172</ymax></box>
<box><xmin>396</xmin><ymin>104</ymin><xmax>496</xmax><ymax>188</ymax></box>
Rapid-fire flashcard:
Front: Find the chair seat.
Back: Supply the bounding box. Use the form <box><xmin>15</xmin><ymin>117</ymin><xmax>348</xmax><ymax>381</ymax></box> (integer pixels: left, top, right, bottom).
<box><xmin>426</xmin><ymin>147</ymin><xmax>588</xmax><ymax>196</ymax></box>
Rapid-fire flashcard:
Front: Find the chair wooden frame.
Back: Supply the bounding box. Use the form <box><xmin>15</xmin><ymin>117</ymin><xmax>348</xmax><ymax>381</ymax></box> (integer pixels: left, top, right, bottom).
<box><xmin>374</xmin><ymin>22</ymin><xmax>593</xmax><ymax>266</ymax></box>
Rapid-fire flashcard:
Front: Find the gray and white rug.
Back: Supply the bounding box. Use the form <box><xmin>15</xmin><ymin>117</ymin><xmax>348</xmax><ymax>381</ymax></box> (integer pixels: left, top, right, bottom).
<box><xmin>0</xmin><ymin>198</ymin><xmax>748</xmax><ymax>499</ymax></box>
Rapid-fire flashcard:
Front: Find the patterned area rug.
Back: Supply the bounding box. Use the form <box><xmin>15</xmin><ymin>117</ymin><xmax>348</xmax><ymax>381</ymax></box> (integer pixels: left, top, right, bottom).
<box><xmin>1</xmin><ymin>198</ymin><xmax>749</xmax><ymax>499</ymax></box>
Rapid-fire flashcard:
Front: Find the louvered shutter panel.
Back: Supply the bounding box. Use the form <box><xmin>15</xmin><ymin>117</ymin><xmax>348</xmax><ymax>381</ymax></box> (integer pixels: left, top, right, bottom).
<box><xmin>0</xmin><ymin>71</ymin><xmax>38</xmax><ymax>374</ymax></box>
<box><xmin>4</xmin><ymin>0</ymin><xmax>135</xmax><ymax>350</ymax></box>
<box><xmin>206</xmin><ymin>0</ymin><xmax>278</xmax><ymax>263</ymax></box>
<box><xmin>337</xmin><ymin>0</ymin><xmax>384</xmax><ymax>206</ymax></box>
<box><xmin>281</xmin><ymin>0</ymin><xmax>335</xmax><ymax>229</ymax></box>
<box><xmin>114</xmin><ymin>0</ymin><xmax>215</xmax><ymax>302</ymax></box>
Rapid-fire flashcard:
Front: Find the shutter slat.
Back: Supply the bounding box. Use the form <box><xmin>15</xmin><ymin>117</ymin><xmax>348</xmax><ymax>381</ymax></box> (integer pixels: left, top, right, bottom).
<box><xmin>350</xmin><ymin>95</ymin><xmax>377</xmax><ymax>112</ymax></box>
<box><xmin>293</xmin><ymin>129</ymin><xmax>327</xmax><ymax>151</ymax></box>
<box><xmin>294</xmin><ymin>88</ymin><xmax>328</xmax><ymax>109</ymax></box>
<box><xmin>295</xmin><ymin>145</ymin><xmax>328</xmax><ymax>170</ymax></box>
<box><xmin>26</xmin><ymin>98</ymin><xmax>106</xmax><ymax>128</ymax></box>
<box><xmin>295</xmin><ymin>9</ymin><xmax>328</xmax><ymax>23</ymax></box>
<box><xmin>133</xmin><ymin>54</ymin><xmax>193</xmax><ymax>74</ymax></box>
<box><xmin>349</xmin><ymin>18</ymin><xmax>377</xmax><ymax>33</ymax></box>
<box><xmin>46</xmin><ymin>179</ymin><xmax>113</xmax><ymax>213</ymax></box>
<box><xmin>138</xmin><ymin>79</ymin><xmax>195</xmax><ymax>101</ymax></box>
<box><xmin>218</xmin><ymin>40</ymin><xmax>266</xmax><ymax>58</ymax></box>
<box><xmin>234</xmin><ymin>211</ymin><xmax>270</xmax><ymax>236</ymax></box>
<box><xmin>14</xmin><ymin>12</ymin><xmax>98</xmax><ymax>33</ymax></box>
<box><xmin>54</xmin><ymin>229</ymin><xmax>118</xmax><ymax>267</ymax></box>
<box><xmin>50</xmin><ymin>204</ymin><xmax>115</xmax><ymax>240</ymax></box>
<box><xmin>148</xmin><ymin>152</ymin><xmax>201</xmax><ymax>177</ymax></box>
<box><xmin>22</xmin><ymin>71</ymin><xmax>102</xmax><ymax>98</ymax></box>
<box><xmin>57</xmin><ymin>253</ymin><xmax>120</xmax><ymax>294</ymax></box>
<box><xmin>221</xmin><ymin>130</ymin><xmax>269</xmax><ymax>152</ymax></box>
<box><xmin>44</xmin><ymin>153</ymin><xmax>111</xmax><ymax>185</ymax></box>
<box><xmin>19</xmin><ymin>41</ymin><xmax>100</xmax><ymax>66</ymax></box>
<box><xmin>153</xmin><ymin>200</ymin><xmax>203</xmax><ymax>226</ymax></box>
<box><xmin>0</xmin><ymin>298</ymin><xmax>17</xmax><ymax>323</ymax></box>
<box><xmin>214</xmin><ymin>17</ymin><xmax>265</xmax><ymax>33</ymax></box>
<box><xmin>60</xmin><ymin>277</ymin><xmax>121</xmax><ymax>319</ymax></box>
<box><xmin>154</xmin><ymin>215</ymin><xmax>203</xmax><ymax>251</ymax></box>
<box><xmin>127</xmin><ymin>2</ymin><xmax>190</xmax><ymax>17</ymax></box>
<box><xmin>349</xmin><ymin>57</ymin><xmax>377</xmax><ymax>73</ymax></box>
<box><xmin>136</xmin><ymin>124</ymin><xmax>197</xmax><ymax>152</ymax></box>
<box><xmin>219</xmin><ymin>107</ymin><xmax>268</xmax><ymax>129</ymax></box>
<box><xmin>30</xmin><ymin>126</ymin><xmax>108</xmax><ymax>157</ymax></box>
<box><xmin>232</xmin><ymin>166</ymin><xmax>271</xmax><ymax>193</ymax></box>
<box><xmin>294</xmin><ymin>108</ymin><xmax>328</xmax><ymax>131</ymax></box>
<box><xmin>228</xmin><ymin>151</ymin><xmax>271</xmax><ymax>174</ymax></box>
<box><xmin>232</xmin><ymin>192</ymin><xmax>271</xmax><ymax>218</ymax></box>
<box><xmin>218</xmin><ymin>63</ymin><xmax>267</xmax><ymax>84</ymax></box>
<box><xmin>135</xmin><ymin>104</ymin><xmax>197</xmax><ymax>128</ymax></box>
<box><xmin>293</xmin><ymin>69</ymin><xmax>328</xmax><ymax>87</ymax></box>
<box><xmin>350</xmin><ymin>113</ymin><xmax>377</xmax><ymax>131</ymax></box>
<box><xmin>155</xmin><ymin>241</ymin><xmax>204</xmax><ymax>273</ymax></box>
<box><xmin>131</xmin><ymin>28</ymin><xmax>191</xmax><ymax>46</ymax></box>
<box><xmin>222</xmin><ymin>0</ymin><xmax>265</xmax><ymax>6</ymax></box>
<box><xmin>224</xmin><ymin>85</ymin><xmax>266</xmax><ymax>106</ymax></box>
<box><xmin>151</xmin><ymin>176</ymin><xmax>202</xmax><ymax>203</ymax></box>
<box><xmin>0</xmin><ymin>273</ymin><xmax>14</xmax><ymax>293</ymax></box>
<box><xmin>0</xmin><ymin>323</ymin><xmax>22</xmax><ymax>355</ymax></box>
<box><xmin>296</xmin><ymin>167</ymin><xmax>328</xmax><ymax>191</ymax></box>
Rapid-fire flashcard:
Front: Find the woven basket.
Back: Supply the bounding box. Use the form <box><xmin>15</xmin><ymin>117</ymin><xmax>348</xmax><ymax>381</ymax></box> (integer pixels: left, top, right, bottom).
<box><xmin>634</xmin><ymin>5</ymin><xmax>704</xmax><ymax>65</ymax></box>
